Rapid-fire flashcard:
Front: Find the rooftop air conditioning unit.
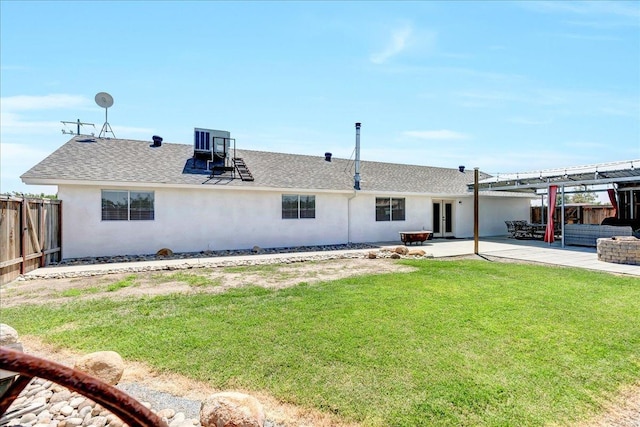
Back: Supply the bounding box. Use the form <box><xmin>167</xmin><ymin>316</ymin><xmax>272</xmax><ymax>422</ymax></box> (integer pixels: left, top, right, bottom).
<box><xmin>194</xmin><ymin>128</ymin><xmax>231</xmax><ymax>159</ymax></box>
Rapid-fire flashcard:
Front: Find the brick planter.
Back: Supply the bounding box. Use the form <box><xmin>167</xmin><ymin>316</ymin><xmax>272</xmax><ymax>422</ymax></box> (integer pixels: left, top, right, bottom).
<box><xmin>597</xmin><ymin>236</ymin><xmax>640</xmax><ymax>266</ymax></box>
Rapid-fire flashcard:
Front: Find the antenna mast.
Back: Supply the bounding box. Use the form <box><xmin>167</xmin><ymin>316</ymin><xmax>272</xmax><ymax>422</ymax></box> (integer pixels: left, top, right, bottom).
<box><xmin>61</xmin><ymin>119</ymin><xmax>96</xmax><ymax>135</ymax></box>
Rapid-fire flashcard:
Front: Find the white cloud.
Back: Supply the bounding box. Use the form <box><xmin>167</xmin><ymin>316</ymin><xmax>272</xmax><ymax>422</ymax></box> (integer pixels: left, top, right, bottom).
<box><xmin>0</xmin><ymin>142</ymin><xmax>57</xmax><ymax>194</ymax></box>
<box><xmin>522</xmin><ymin>1</ymin><xmax>640</xmax><ymax>19</ymax></box>
<box><xmin>402</xmin><ymin>130</ymin><xmax>470</xmax><ymax>140</ymax></box>
<box><xmin>0</xmin><ymin>94</ymin><xmax>95</xmax><ymax>136</ymax></box>
<box><xmin>1</xmin><ymin>94</ymin><xmax>91</xmax><ymax>111</ymax></box>
<box><xmin>370</xmin><ymin>24</ymin><xmax>413</xmax><ymax>64</ymax></box>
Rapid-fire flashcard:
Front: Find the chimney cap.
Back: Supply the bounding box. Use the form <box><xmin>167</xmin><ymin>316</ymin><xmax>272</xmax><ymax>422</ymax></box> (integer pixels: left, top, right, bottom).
<box><xmin>458</xmin><ymin>165</ymin><xmax>465</xmax><ymax>172</ymax></box>
<box><xmin>324</xmin><ymin>152</ymin><xmax>332</xmax><ymax>162</ymax></box>
<box><xmin>355</xmin><ymin>122</ymin><xmax>361</xmax><ymax>128</ymax></box>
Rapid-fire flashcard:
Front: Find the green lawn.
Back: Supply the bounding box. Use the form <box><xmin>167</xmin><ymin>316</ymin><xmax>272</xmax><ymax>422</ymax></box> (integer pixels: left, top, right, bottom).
<box><xmin>3</xmin><ymin>259</ymin><xmax>639</xmax><ymax>426</ymax></box>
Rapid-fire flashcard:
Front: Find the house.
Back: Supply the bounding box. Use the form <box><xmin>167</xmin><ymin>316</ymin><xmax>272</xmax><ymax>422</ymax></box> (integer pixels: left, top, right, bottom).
<box><xmin>21</xmin><ymin>129</ymin><xmax>532</xmax><ymax>259</ymax></box>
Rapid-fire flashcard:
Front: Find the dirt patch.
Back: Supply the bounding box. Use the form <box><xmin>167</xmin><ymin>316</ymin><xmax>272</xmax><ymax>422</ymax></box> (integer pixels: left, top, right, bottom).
<box><xmin>0</xmin><ymin>258</ymin><xmax>416</xmax><ymax>308</ymax></box>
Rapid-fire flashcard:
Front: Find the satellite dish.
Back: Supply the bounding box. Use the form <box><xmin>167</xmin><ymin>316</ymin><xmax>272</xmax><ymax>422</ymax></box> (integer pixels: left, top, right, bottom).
<box><xmin>95</xmin><ymin>92</ymin><xmax>114</xmax><ymax>109</ymax></box>
<box><xmin>95</xmin><ymin>92</ymin><xmax>116</xmax><ymax>138</ymax></box>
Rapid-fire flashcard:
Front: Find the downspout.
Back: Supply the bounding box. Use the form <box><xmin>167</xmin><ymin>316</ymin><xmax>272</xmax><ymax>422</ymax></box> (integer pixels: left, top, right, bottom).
<box><xmin>354</xmin><ymin>122</ymin><xmax>361</xmax><ymax>191</ymax></box>
<box><xmin>347</xmin><ymin>190</ymin><xmax>357</xmax><ymax>244</ymax></box>
<box><xmin>349</xmin><ymin>122</ymin><xmax>362</xmax><ymax>243</ymax></box>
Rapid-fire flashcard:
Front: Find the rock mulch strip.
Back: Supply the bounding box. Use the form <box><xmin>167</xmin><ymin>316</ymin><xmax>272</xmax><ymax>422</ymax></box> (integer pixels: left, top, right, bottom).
<box><xmin>19</xmin><ymin>244</ymin><xmax>430</xmax><ymax>281</ymax></box>
<box><xmin>54</xmin><ymin>244</ymin><xmax>381</xmax><ymax>266</ymax></box>
<box><xmin>1</xmin><ymin>377</ymin><xmax>284</xmax><ymax>427</ymax></box>
<box><xmin>1</xmin><ymin>377</ymin><xmax>198</xmax><ymax>427</ymax></box>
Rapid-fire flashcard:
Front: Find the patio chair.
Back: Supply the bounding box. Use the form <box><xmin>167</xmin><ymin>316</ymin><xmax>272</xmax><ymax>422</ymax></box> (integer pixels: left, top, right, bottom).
<box><xmin>505</xmin><ymin>221</ymin><xmax>516</xmax><ymax>238</ymax></box>
<box><xmin>513</xmin><ymin>220</ymin><xmax>534</xmax><ymax>239</ymax></box>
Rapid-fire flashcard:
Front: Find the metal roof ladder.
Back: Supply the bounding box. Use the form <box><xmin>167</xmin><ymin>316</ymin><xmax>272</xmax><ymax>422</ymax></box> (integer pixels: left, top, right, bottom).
<box><xmin>232</xmin><ymin>157</ymin><xmax>254</xmax><ymax>181</ymax></box>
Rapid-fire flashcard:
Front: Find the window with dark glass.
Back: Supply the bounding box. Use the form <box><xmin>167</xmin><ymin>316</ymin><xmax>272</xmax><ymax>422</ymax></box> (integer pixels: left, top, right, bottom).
<box><xmin>102</xmin><ymin>190</ymin><xmax>154</xmax><ymax>221</ymax></box>
<box><xmin>282</xmin><ymin>194</ymin><xmax>315</xmax><ymax>219</ymax></box>
<box><xmin>392</xmin><ymin>198</ymin><xmax>406</xmax><ymax>221</ymax></box>
<box><xmin>376</xmin><ymin>197</ymin><xmax>405</xmax><ymax>221</ymax></box>
<box><xmin>376</xmin><ymin>198</ymin><xmax>390</xmax><ymax>221</ymax></box>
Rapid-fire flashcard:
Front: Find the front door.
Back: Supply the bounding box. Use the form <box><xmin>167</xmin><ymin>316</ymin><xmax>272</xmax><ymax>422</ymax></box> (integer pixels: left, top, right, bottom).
<box><xmin>432</xmin><ymin>200</ymin><xmax>455</xmax><ymax>238</ymax></box>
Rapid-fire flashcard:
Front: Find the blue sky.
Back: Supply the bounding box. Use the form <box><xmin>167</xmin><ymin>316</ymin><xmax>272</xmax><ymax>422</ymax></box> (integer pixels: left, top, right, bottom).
<box><xmin>1</xmin><ymin>1</ymin><xmax>639</xmax><ymax>195</ymax></box>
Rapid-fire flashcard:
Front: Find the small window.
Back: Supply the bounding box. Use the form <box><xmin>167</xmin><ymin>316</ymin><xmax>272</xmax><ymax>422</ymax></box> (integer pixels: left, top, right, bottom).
<box><xmin>282</xmin><ymin>194</ymin><xmax>315</xmax><ymax>219</ymax></box>
<box><xmin>102</xmin><ymin>190</ymin><xmax>154</xmax><ymax>221</ymax></box>
<box><xmin>376</xmin><ymin>197</ymin><xmax>405</xmax><ymax>221</ymax></box>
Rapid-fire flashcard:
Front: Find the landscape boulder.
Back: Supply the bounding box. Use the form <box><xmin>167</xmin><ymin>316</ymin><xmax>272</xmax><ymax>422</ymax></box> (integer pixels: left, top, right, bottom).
<box><xmin>0</xmin><ymin>324</ymin><xmax>19</xmax><ymax>345</ymax></box>
<box><xmin>252</xmin><ymin>246</ymin><xmax>262</xmax><ymax>254</ymax></box>
<box><xmin>394</xmin><ymin>246</ymin><xmax>409</xmax><ymax>255</ymax></box>
<box><xmin>156</xmin><ymin>248</ymin><xmax>174</xmax><ymax>257</ymax></box>
<box><xmin>74</xmin><ymin>351</ymin><xmax>124</xmax><ymax>385</ymax></box>
<box><xmin>408</xmin><ymin>249</ymin><xmax>426</xmax><ymax>256</ymax></box>
<box><xmin>200</xmin><ymin>391</ymin><xmax>265</xmax><ymax>427</ymax></box>
<box><xmin>367</xmin><ymin>251</ymin><xmax>377</xmax><ymax>259</ymax></box>
<box><xmin>390</xmin><ymin>253</ymin><xmax>401</xmax><ymax>259</ymax></box>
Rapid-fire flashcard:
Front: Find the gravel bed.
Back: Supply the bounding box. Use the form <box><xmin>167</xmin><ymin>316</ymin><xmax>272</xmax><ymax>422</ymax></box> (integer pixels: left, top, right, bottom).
<box><xmin>54</xmin><ymin>244</ymin><xmax>380</xmax><ymax>266</ymax></box>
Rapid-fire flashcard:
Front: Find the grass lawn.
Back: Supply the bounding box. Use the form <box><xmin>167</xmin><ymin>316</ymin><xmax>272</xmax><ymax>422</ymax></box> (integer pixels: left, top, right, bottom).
<box><xmin>3</xmin><ymin>259</ymin><xmax>639</xmax><ymax>426</ymax></box>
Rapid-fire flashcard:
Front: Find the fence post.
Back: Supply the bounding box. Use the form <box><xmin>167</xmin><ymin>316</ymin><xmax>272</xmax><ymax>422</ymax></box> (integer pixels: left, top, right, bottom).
<box><xmin>20</xmin><ymin>199</ymin><xmax>26</xmax><ymax>275</ymax></box>
<box><xmin>39</xmin><ymin>200</ymin><xmax>46</xmax><ymax>267</ymax></box>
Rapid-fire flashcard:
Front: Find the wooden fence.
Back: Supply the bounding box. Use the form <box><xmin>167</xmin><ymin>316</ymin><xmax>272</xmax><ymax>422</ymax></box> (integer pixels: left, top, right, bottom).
<box><xmin>531</xmin><ymin>204</ymin><xmax>615</xmax><ymax>226</ymax></box>
<box><xmin>0</xmin><ymin>197</ymin><xmax>62</xmax><ymax>285</ymax></box>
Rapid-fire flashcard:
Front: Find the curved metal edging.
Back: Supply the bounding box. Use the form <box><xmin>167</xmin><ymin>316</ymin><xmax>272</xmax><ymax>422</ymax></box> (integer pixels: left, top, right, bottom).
<box><xmin>0</xmin><ymin>347</ymin><xmax>169</xmax><ymax>427</ymax></box>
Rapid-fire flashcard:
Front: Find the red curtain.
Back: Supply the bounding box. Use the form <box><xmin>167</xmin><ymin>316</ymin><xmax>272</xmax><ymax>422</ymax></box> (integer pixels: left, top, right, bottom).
<box><xmin>544</xmin><ymin>185</ymin><xmax>558</xmax><ymax>243</ymax></box>
<box><xmin>607</xmin><ymin>189</ymin><xmax>618</xmax><ymax>216</ymax></box>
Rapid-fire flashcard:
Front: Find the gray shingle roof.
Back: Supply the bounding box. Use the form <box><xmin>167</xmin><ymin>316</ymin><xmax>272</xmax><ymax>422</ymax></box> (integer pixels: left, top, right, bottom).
<box><xmin>21</xmin><ymin>136</ymin><xmax>493</xmax><ymax>195</ymax></box>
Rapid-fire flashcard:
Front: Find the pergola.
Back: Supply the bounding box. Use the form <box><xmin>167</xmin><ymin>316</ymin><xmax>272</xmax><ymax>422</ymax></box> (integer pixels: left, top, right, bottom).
<box><xmin>471</xmin><ymin>160</ymin><xmax>640</xmax><ymax>248</ymax></box>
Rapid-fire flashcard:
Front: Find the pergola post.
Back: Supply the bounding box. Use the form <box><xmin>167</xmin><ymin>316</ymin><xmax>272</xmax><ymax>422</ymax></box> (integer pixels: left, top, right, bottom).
<box><xmin>474</xmin><ymin>167</ymin><xmax>479</xmax><ymax>255</ymax></box>
<box><xmin>561</xmin><ymin>185</ymin><xmax>565</xmax><ymax>248</ymax></box>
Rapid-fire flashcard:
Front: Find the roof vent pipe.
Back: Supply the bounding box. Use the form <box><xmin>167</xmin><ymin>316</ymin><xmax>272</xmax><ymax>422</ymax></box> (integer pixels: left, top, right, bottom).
<box><xmin>325</xmin><ymin>152</ymin><xmax>332</xmax><ymax>162</ymax></box>
<box><xmin>354</xmin><ymin>122</ymin><xmax>361</xmax><ymax>190</ymax></box>
<box><xmin>459</xmin><ymin>165</ymin><xmax>465</xmax><ymax>173</ymax></box>
<box><xmin>152</xmin><ymin>135</ymin><xmax>163</xmax><ymax>147</ymax></box>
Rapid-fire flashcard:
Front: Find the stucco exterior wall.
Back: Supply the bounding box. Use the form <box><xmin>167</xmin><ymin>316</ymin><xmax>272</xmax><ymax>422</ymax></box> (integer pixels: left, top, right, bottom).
<box><xmin>455</xmin><ymin>196</ymin><xmax>532</xmax><ymax>237</ymax></box>
<box><xmin>482</xmin><ymin>196</ymin><xmax>532</xmax><ymax>236</ymax></box>
<box><xmin>347</xmin><ymin>193</ymin><xmax>431</xmax><ymax>243</ymax></box>
<box><xmin>58</xmin><ymin>185</ymin><xmax>532</xmax><ymax>259</ymax></box>
<box><xmin>59</xmin><ymin>185</ymin><xmax>349</xmax><ymax>258</ymax></box>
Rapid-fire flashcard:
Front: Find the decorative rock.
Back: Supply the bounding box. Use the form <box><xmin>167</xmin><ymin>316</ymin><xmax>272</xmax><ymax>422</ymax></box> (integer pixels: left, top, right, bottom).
<box><xmin>394</xmin><ymin>246</ymin><xmax>409</xmax><ymax>255</ymax></box>
<box><xmin>157</xmin><ymin>408</ymin><xmax>176</xmax><ymax>419</ymax></box>
<box><xmin>19</xmin><ymin>413</ymin><xmax>37</xmax><ymax>424</ymax></box>
<box><xmin>200</xmin><ymin>392</ymin><xmax>265</xmax><ymax>427</ymax></box>
<box><xmin>74</xmin><ymin>351</ymin><xmax>124</xmax><ymax>385</ymax></box>
<box><xmin>0</xmin><ymin>324</ymin><xmax>19</xmax><ymax>345</ymax></box>
<box><xmin>367</xmin><ymin>251</ymin><xmax>377</xmax><ymax>259</ymax></box>
<box><xmin>91</xmin><ymin>415</ymin><xmax>108</xmax><ymax>427</ymax></box>
<box><xmin>156</xmin><ymin>248</ymin><xmax>174</xmax><ymax>257</ymax></box>
<box><xmin>390</xmin><ymin>253</ymin><xmax>401</xmax><ymax>259</ymax></box>
<box><xmin>69</xmin><ymin>396</ymin><xmax>85</xmax><ymax>408</ymax></box>
<box><xmin>169</xmin><ymin>412</ymin><xmax>186</xmax><ymax>426</ymax></box>
<box><xmin>60</xmin><ymin>405</ymin><xmax>75</xmax><ymax>416</ymax></box>
<box><xmin>408</xmin><ymin>249</ymin><xmax>426</xmax><ymax>256</ymax></box>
